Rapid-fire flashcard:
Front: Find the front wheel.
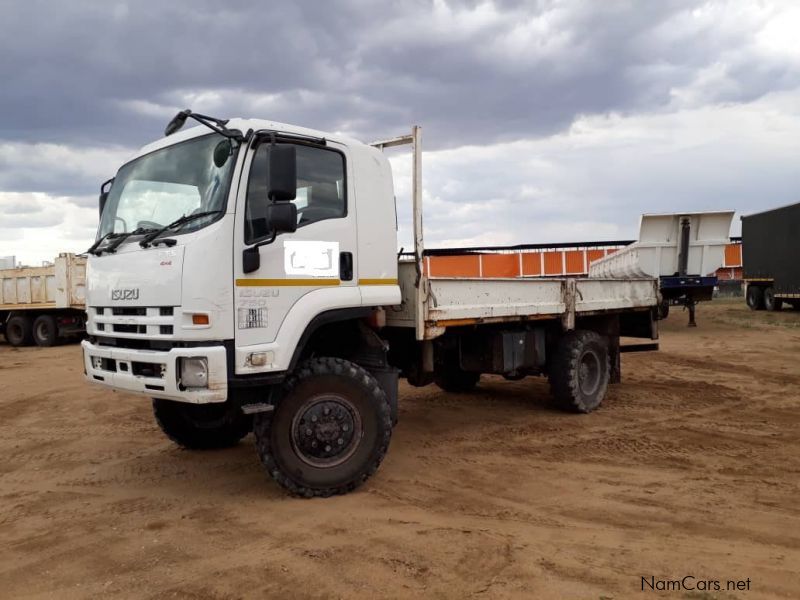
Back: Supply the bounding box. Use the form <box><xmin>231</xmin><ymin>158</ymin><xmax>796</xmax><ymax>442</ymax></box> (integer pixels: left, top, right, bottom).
<box><xmin>152</xmin><ymin>399</ymin><xmax>252</xmax><ymax>449</ymax></box>
<box><xmin>548</xmin><ymin>330</ymin><xmax>610</xmax><ymax>413</ymax></box>
<box><xmin>254</xmin><ymin>357</ymin><xmax>392</xmax><ymax>497</ymax></box>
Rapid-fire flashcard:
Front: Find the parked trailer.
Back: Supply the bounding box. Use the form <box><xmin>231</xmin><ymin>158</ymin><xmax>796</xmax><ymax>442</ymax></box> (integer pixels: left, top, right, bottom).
<box><xmin>0</xmin><ymin>253</ymin><xmax>87</xmax><ymax>346</ymax></box>
<box><xmin>81</xmin><ymin>112</ymin><xmax>660</xmax><ymax>497</ymax></box>
<box><xmin>589</xmin><ymin>211</ymin><xmax>734</xmax><ymax>325</ymax></box>
<box><xmin>742</xmin><ymin>201</ymin><xmax>800</xmax><ymax>311</ymax></box>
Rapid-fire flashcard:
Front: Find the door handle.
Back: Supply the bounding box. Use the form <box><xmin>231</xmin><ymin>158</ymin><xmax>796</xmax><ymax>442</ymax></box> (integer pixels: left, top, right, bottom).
<box><xmin>340</xmin><ymin>252</ymin><xmax>353</xmax><ymax>281</ymax></box>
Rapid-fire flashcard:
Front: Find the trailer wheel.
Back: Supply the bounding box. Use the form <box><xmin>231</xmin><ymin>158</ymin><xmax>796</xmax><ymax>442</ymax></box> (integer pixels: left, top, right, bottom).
<box><xmin>5</xmin><ymin>314</ymin><xmax>33</xmax><ymax>347</ymax></box>
<box><xmin>253</xmin><ymin>357</ymin><xmax>392</xmax><ymax>497</ymax></box>
<box><xmin>152</xmin><ymin>399</ymin><xmax>252</xmax><ymax>449</ymax></box>
<box><xmin>763</xmin><ymin>287</ymin><xmax>783</xmax><ymax>312</ymax></box>
<box><xmin>32</xmin><ymin>314</ymin><xmax>58</xmax><ymax>347</ymax></box>
<box><xmin>657</xmin><ymin>299</ymin><xmax>670</xmax><ymax>320</ymax></box>
<box><xmin>549</xmin><ymin>330</ymin><xmax>610</xmax><ymax>413</ymax></box>
<box><xmin>746</xmin><ymin>285</ymin><xmax>764</xmax><ymax>310</ymax></box>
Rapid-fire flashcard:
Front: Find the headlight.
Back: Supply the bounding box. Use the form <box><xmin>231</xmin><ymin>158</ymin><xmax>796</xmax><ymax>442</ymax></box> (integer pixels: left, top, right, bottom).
<box><xmin>179</xmin><ymin>357</ymin><xmax>208</xmax><ymax>388</ymax></box>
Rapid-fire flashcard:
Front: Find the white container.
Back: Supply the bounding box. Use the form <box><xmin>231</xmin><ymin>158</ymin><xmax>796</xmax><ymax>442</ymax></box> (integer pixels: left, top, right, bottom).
<box><xmin>589</xmin><ymin>211</ymin><xmax>734</xmax><ymax>279</ymax></box>
<box><xmin>0</xmin><ymin>253</ymin><xmax>86</xmax><ymax>309</ymax></box>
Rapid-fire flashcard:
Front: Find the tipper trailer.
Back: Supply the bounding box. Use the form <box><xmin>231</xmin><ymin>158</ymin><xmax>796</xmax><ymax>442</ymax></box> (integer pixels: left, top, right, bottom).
<box><xmin>0</xmin><ymin>253</ymin><xmax>87</xmax><ymax>346</ymax></box>
<box><xmin>82</xmin><ymin>111</ymin><xmax>659</xmax><ymax>497</ymax></box>
<box><xmin>742</xmin><ymin>202</ymin><xmax>800</xmax><ymax>312</ymax></box>
<box><xmin>589</xmin><ymin>211</ymin><xmax>734</xmax><ymax>325</ymax></box>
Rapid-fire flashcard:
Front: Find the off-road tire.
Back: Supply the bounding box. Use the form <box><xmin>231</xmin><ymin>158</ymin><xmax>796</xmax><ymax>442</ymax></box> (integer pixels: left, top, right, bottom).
<box><xmin>549</xmin><ymin>330</ymin><xmax>610</xmax><ymax>413</ymax></box>
<box><xmin>253</xmin><ymin>357</ymin><xmax>392</xmax><ymax>498</ymax></box>
<box><xmin>746</xmin><ymin>285</ymin><xmax>764</xmax><ymax>311</ymax></box>
<box><xmin>5</xmin><ymin>314</ymin><xmax>33</xmax><ymax>347</ymax></box>
<box><xmin>152</xmin><ymin>399</ymin><xmax>252</xmax><ymax>449</ymax></box>
<box><xmin>763</xmin><ymin>287</ymin><xmax>782</xmax><ymax>312</ymax></box>
<box><xmin>32</xmin><ymin>314</ymin><xmax>58</xmax><ymax>347</ymax></box>
<box><xmin>434</xmin><ymin>365</ymin><xmax>480</xmax><ymax>392</ymax></box>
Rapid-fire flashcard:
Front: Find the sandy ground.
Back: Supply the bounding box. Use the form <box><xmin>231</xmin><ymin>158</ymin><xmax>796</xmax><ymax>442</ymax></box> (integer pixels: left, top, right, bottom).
<box><xmin>1</xmin><ymin>299</ymin><xmax>799</xmax><ymax>599</ymax></box>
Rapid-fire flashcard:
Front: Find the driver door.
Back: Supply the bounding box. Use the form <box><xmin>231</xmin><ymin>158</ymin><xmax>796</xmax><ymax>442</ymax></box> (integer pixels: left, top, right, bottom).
<box><xmin>233</xmin><ymin>139</ymin><xmax>359</xmax><ymax>357</ymax></box>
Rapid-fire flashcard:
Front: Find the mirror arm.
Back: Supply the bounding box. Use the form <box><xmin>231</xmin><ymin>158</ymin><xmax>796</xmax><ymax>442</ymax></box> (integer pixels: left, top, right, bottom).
<box><xmin>188</xmin><ymin>113</ymin><xmax>244</xmax><ymax>142</ymax></box>
<box><xmin>253</xmin><ymin>230</ymin><xmax>278</xmax><ymax>250</ymax></box>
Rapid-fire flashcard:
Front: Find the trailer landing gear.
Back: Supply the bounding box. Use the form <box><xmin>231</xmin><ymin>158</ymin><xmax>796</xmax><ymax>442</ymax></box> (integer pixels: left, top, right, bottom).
<box><xmin>686</xmin><ymin>299</ymin><xmax>697</xmax><ymax>327</ymax></box>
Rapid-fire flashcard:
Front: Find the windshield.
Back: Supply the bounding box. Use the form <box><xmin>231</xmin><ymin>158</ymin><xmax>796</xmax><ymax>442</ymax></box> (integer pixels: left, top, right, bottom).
<box><xmin>98</xmin><ymin>133</ymin><xmax>238</xmax><ymax>238</ymax></box>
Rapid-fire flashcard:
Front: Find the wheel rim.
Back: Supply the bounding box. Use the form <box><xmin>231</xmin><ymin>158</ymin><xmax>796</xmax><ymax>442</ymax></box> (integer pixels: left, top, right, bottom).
<box><xmin>290</xmin><ymin>394</ymin><xmax>362</xmax><ymax>468</ymax></box>
<box><xmin>35</xmin><ymin>320</ymin><xmax>49</xmax><ymax>342</ymax></box>
<box><xmin>578</xmin><ymin>350</ymin><xmax>602</xmax><ymax>396</ymax></box>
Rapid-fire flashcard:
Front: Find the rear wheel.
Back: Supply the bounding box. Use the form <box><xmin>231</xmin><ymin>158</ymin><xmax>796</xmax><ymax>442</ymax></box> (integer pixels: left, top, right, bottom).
<box><xmin>434</xmin><ymin>355</ymin><xmax>480</xmax><ymax>392</ymax></box>
<box><xmin>746</xmin><ymin>285</ymin><xmax>764</xmax><ymax>310</ymax></box>
<box><xmin>32</xmin><ymin>314</ymin><xmax>58</xmax><ymax>347</ymax></box>
<box><xmin>253</xmin><ymin>357</ymin><xmax>392</xmax><ymax>497</ymax></box>
<box><xmin>549</xmin><ymin>330</ymin><xmax>610</xmax><ymax>413</ymax></box>
<box><xmin>152</xmin><ymin>399</ymin><xmax>252</xmax><ymax>449</ymax></box>
<box><xmin>5</xmin><ymin>315</ymin><xmax>33</xmax><ymax>347</ymax></box>
<box><xmin>763</xmin><ymin>287</ymin><xmax>783</xmax><ymax>312</ymax></box>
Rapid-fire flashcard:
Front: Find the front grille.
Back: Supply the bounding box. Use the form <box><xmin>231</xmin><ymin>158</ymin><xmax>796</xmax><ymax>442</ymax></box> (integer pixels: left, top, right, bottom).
<box><xmin>112</xmin><ymin>307</ymin><xmax>147</xmax><ymax>316</ymax></box>
<box><xmin>113</xmin><ymin>324</ymin><xmax>147</xmax><ymax>334</ymax></box>
<box><xmin>90</xmin><ymin>306</ymin><xmax>177</xmax><ymax>340</ymax></box>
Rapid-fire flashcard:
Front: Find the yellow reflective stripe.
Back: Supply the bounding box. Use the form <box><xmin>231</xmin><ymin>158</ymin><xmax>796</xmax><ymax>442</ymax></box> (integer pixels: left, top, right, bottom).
<box><xmin>358</xmin><ymin>278</ymin><xmax>398</xmax><ymax>285</ymax></box>
<box><xmin>236</xmin><ymin>278</ymin><xmax>340</xmax><ymax>287</ymax></box>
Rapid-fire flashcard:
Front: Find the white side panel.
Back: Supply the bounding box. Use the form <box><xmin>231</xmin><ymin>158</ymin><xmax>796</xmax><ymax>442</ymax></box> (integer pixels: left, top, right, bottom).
<box><xmin>427</xmin><ymin>278</ymin><xmax>566</xmax><ymax>321</ymax></box>
<box><xmin>575</xmin><ymin>279</ymin><xmax>659</xmax><ymax>311</ymax></box>
<box><xmin>352</xmin><ymin>143</ymin><xmax>399</xmax><ymax>285</ymax></box>
<box><xmin>54</xmin><ymin>255</ymin><xmax>68</xmax><ymax>306</ymax></box>
<box><xmin>385</xmin><ymin>261</ymin><xmax>418</xmax><ymax>327</ymax></box>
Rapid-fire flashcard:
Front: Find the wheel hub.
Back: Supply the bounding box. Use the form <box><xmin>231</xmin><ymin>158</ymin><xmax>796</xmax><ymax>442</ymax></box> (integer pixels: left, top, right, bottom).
<box><xmin>292</xmin><ymin>397</ymin><xmax>360</xmax><ymax>467</ymax></box>
<box><xmin>578</xmin><ymin>350</ymin><xmax>601</xmax><ymax>396</ymax></box>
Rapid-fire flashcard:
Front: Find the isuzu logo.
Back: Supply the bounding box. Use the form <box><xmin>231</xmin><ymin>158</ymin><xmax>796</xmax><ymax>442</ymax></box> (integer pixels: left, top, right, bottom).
<box><xmin>111</xmin><ymin>288</ymin><xmax>139</xmax><ymax>301</ymax></box>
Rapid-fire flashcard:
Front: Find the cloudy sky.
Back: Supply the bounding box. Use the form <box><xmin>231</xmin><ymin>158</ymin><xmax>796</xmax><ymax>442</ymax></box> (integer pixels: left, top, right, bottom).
<box><xmin>2</xmin><ymin>0</ymin><xmax>799</xmax><ymax>265</ymax></box>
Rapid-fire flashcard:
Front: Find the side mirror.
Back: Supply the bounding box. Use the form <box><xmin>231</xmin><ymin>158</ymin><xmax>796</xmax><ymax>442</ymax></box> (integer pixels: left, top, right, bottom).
<box><xmin>268</xmin><ymin>144</ymin><xmax>297</xmax><ymax>201</ymax></box>
<box><xmin>242</xmin><ymin>246</ymin><xmax>260</xmax><ymax>274</ymax></box>
<box><xmin>266</xmin><ymin>202</ymin><xmax>297</xmax><ymax>234</ymax></box>
<box><xmin>241</xmin><ymin>203</ymin><xmax>298</xmax><ymax>274</ymax></box>
<box><xmin>99</xmin><ymin>178</ymin><xmax>114</xmax><ymax>219</ymax></box>
<box><xmin>165</xmin><ymin>110</ymin><xmax>191</xmax><ymax>136</ymax></box>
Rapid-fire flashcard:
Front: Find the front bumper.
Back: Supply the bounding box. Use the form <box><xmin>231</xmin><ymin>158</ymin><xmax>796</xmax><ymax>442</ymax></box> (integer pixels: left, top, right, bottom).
<box><xmin>81</xmin><ymin>340</ymin><xmax>228</xmax><ymax>404</ymax></box>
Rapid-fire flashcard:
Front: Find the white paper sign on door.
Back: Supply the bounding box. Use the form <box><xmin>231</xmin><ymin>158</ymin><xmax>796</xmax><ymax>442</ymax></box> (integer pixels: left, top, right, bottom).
<box><xmin>283</xmin><ymin>241</ymin><xmax>340</xmax><ymax>277</ymax></box>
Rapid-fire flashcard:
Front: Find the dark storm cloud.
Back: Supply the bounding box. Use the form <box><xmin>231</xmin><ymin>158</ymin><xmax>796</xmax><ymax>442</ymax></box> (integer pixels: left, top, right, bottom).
<box><xmin>1</xmin><ymin>0</ymin><xmax>793</xmax><ymax>154</ymax></box>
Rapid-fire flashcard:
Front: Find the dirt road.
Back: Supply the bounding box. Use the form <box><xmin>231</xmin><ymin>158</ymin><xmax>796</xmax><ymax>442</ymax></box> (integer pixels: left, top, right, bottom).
<box><xmin>1</xmin><ymin>300</ymin><xmax>799</xmax><ymax>599</ymax></box>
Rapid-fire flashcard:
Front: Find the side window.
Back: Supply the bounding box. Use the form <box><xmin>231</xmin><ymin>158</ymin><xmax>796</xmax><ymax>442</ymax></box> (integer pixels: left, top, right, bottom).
<box><xmin>245</xmin><ymin>143</ymin><xmax>346</xmax><ymax>244</ymax></box>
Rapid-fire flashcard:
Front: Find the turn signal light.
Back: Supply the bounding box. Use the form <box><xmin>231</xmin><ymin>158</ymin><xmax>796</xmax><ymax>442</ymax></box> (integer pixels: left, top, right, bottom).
<box><xmin>192</xmin><ymin>314</ymin><xmax>210</xmax><ymax>325</ymax></box>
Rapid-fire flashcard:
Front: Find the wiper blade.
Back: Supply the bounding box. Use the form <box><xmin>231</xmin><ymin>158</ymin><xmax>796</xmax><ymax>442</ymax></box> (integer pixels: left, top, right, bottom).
<box><xmin>102</xmin><ymin>227</ymin><xmax>151</xmax><ymax>254</ymax></box>
<box><xmin>139</xmin><ymin>211</ymin><xmax>223</xmax><ymax>248</ymax></box>
<box><xmin>86</xmin><ymin>232</ymin><xmax>117</xmax><ymax>256</ymax></box>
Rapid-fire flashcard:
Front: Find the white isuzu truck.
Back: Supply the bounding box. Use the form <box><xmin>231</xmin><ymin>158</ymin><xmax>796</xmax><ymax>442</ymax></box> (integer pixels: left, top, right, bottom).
<box><xmin>82</xmin><ymin>111</ymin><xmax>659</xmax><ymax>497</ymax></box>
